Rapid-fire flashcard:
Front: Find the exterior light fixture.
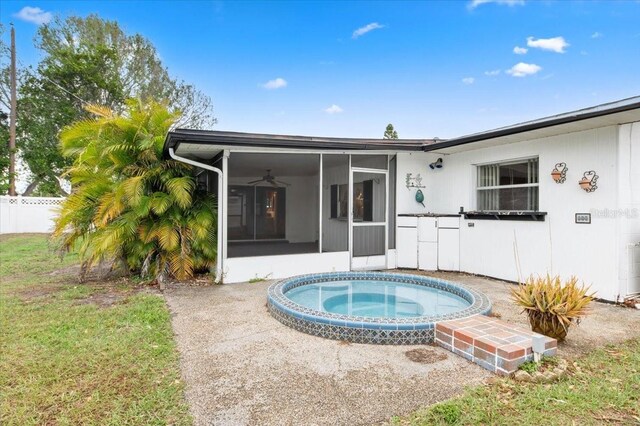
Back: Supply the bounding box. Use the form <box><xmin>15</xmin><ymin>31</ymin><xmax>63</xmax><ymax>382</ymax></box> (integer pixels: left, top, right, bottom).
<box><xmin>429</xmin><ymin>158</ymin><xmax>443</xmax><ymax>170</ymax></box>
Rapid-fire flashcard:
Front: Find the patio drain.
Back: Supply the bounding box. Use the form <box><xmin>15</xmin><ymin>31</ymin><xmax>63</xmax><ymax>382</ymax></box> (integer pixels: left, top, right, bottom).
<box><xmin>405</xmin><ymin>348</ymin><xmax>447</xmax><ymax>364</ymax></box>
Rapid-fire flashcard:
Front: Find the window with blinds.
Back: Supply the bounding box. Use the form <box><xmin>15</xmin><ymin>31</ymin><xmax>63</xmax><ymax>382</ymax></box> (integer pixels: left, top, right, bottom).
<box><xmin>477</xmin><ymin>158</ymin><xmax>539</xmax><ymax>211</ymax></box>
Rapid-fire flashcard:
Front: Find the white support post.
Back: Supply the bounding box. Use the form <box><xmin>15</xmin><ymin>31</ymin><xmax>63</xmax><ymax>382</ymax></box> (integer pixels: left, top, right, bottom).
<box><xmin>221</xmin><ymin>151</ymin><xmax>230</xmax><ymax>271</ymax></box>
<box><xmin>318</xmin><ymin>154</ymin><xmax>323</xmax><ymax>253</ymax></box>
<box><xmin>348</xmin><ymin>155</ymin><xmax>353</xmax><ymax>270</ymax></box>
<box><xmin>384</xmin><ymin>157</ymin><xmax>389</xmax><ymax>270</ymax></box>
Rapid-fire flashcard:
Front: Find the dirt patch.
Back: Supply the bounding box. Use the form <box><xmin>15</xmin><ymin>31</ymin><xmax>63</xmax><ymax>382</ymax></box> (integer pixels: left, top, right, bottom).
<box><xmin>16</xmin><ymin>272</ymin><xmax>158</xmax><ymax>308</ymax></box>
<box><xmin>17</xmin><ymin>285</ymin><xmax>64</xmax><ymax>302</ymax></box>
<box><xmin>49</xmin><ymin>262</ymin><xmax>127</xmax><ymax>282</ymax></box>
<box><xmin>405</xmin><ymin>348</ymin><xmax>448</xmax><ymax>364</ymax></box>
<box><xmin>73</xmin><ymin>291</ymin><xmax>129</xmax><ymax>308</ymax></box>
<box><xmin>622</xmin><ymin>295</ymin><xmax>640</xmax><ymax>309</ymax></box>
<box><xmin>72</xmin><ymin>280</ymin><xmax>160</xmax><ymax>309</ymax></box>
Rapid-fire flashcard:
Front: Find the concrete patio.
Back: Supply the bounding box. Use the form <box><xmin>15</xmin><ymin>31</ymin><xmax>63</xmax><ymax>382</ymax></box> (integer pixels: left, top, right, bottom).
<box><xmin>164</xmin><ymin>271</ymin><xmax>640</xmax><ymax>426</ymax></box>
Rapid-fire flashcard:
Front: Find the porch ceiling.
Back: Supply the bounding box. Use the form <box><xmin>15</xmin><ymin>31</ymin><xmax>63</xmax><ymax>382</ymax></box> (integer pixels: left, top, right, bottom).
<box><xmin>229</xmin><ymin>153</ymin><xmax>319</xmax><ymax>177</ymax></box>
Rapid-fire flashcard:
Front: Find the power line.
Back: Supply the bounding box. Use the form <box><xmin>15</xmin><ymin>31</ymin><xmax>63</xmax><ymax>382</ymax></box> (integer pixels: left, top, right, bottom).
<box><xmin>16</xmin><ymin>58</ymin><xmax>90</xmax><ymax>106</ymax></box>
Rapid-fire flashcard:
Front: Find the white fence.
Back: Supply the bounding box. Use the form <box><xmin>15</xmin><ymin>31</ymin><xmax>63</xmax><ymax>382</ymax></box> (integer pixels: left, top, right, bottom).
<box><xmin>0</xmin><ymin>196</ymin><xmax>65</xmax><ymax>234</ymax></box>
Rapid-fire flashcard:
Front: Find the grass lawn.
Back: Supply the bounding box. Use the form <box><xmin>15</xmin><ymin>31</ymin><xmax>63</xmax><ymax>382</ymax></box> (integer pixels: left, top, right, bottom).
<box><xmin>394</xmin><ymin>340</ymin><xmax>640</xmax><ymax>425</ymax></box>
<box><xmin>0</xmin><ymin>234</ymin><xmax>191</xmax><ymax>425</ymax></box>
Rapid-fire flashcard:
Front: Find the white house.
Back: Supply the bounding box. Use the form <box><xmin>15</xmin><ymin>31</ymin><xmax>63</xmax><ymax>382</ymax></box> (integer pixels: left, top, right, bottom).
<box><xmin>164</xmin><ymin>96</ymin><xmax>640</xmax><ymax>302</ymax></box>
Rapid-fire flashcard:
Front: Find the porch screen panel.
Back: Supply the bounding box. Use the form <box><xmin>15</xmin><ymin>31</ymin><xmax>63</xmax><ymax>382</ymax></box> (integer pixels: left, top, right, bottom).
<box><xmin>352</xmin><ymin>170</ymin><xmax>386</xmax><ymax>258</ymax></box>
<box><xmin>351</xmin><ymin>155</ymin><xmax>388</xmax><ymax>170</ymax></box>
<box><xmin>322</xmin><ymin>154</ymin><xmax>349</xmax><ymax>252</ymax></box>
<box><xmin>388</xmin><ymin>156</ymin><xmax>396</xmax><ymax>250</ymax></box>
<box><xmin>227</xmin><ymin>152</ymin><xmax>319</xmax><ymax>258</ymax></box>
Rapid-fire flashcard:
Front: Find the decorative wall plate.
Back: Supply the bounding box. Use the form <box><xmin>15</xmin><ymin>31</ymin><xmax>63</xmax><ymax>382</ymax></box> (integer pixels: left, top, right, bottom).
<box><xmin>551</xmin><ymin>162</ymin><xmax>567</xmax><ymax>183</ymax></box>
<box><xmin>579</xmin><ymin>170</ymin><xmax>598</xmax><ymax>192</ymax></box>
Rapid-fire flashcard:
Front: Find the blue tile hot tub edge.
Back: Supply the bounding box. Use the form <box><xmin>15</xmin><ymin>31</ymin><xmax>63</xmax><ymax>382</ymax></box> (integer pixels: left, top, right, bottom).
<box><xmin>267</xmin><ymin>271</ymin><xmax>490</xmax><ymax>345</ymax></box>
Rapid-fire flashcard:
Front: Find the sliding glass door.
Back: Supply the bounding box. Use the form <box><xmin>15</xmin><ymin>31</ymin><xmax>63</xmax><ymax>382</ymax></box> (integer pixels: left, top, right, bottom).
<box><xmin>227</xmin><ymin>185</ymin><xmax>286</xmax><ymax>241</ymax></box>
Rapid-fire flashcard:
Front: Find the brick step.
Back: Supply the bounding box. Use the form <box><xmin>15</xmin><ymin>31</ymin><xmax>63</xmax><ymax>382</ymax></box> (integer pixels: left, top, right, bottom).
<box><xmin>435</xmin><ymin>315</ymin><xmax>557</xmax><ymax>376</ymax></box>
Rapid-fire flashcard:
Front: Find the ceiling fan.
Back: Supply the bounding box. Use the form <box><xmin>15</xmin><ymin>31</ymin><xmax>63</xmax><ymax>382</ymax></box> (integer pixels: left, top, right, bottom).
<box><xmin>246</xmin><ymin>170</ymin><xmax>290</xmax><ymax>187</ymax></box>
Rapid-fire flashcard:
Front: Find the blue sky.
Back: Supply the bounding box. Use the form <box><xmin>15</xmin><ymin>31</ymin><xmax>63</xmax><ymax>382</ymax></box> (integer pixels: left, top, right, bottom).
<box><xmin>2</xmin><ymin>0</ymin><xmax>640</xmax><ymax>138</ymax></box>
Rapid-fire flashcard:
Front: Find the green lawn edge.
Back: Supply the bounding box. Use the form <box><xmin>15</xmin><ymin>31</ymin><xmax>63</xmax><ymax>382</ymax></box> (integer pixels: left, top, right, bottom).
<box><xmin>0</xmin><ymin>234</ymin><xmax>192</xmax><ymax>425</ymax></box>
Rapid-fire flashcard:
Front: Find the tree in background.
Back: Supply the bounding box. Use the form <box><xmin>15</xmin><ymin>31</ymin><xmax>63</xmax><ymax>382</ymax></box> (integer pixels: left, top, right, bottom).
<box><xmin>383</xmin><ymin>123</ymin><xmax>398</xmax><ymax>139</ymax></box>
<box><xmin>0</xmin><ymin>24</ymin><xmax>13</xmax><ymax>194</ymax></box>
<box><xmin>0</xmin><ymin>111</ymin><xmax>9</xmax><ymax>194</ymax></box>
<box><xmin>54</xmin><ymin>100</ymin><xmax>216</xmax><ymax>285</ymax></box>
<box><xmin>2</xmin><ymin>15</ymin><xmax>215</xmax><ymax>195</ymax></box>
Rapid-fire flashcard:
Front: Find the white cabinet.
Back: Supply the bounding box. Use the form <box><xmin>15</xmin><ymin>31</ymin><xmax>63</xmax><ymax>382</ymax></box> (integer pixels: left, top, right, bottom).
<box><xmin>418</xmin><ymin>217</ymin><xmax>438</xmax><ymax>242</ymax></box>
<box><xmin>396</xmin><ymin>215</ymin><xmax>460</xmax><ymax>271</ymax></box>
<box><xmin>418</xmin><ymin>217</ymin><xmax>438</xmax><ymax>270</ymax></box>
<box><xmin>397</xmin><ymin>226</ymin><xmax>418</xmax><ymax>268</ymax></box>
<box><xmin>438</xmin><ymin>228</ymin><xmax>460</xmax><ymax>271</ymax></box>
<box><xmin>397</xmin><ymin>216</ymin><xmax>418</xmax><ymax>227</ymax></box>
<box><xmin>418</xmin><ymin>242</ymin><xmax>438</xmax><ymax>270</ymax></box>
<box><xmin>438</xmin><ymin>216</ymin><xmax>460</xmax><ymax>229</ymax></box>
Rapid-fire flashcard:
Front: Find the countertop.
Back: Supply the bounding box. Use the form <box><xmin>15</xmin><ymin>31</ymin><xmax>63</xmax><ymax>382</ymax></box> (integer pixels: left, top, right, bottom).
<box><xmin>397</xmin><ymin>213</ymin><xmax>461</xmax><ymax>217</ymax></box>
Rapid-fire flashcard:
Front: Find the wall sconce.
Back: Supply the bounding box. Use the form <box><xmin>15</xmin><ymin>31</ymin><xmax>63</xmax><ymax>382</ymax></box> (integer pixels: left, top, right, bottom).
<box><xmin>579</xmin><ymin>170</ymin><xmax>598</xmax><ymax>192</ymax></box>
<box><xmin>429</xmin><ymin>158</ymin><xmax>443</xmax><ymax>170</ymax></box>
<box><xmin>551</xmin><ymin>162</ymin><xmax>567</xmax><ymax>183</ymax></box>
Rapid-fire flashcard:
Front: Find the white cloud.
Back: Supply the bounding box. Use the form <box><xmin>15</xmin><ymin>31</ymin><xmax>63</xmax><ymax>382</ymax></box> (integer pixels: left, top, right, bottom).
<box><xmin>13</xmin><ymin>6</ymin><xmax>52</xmax><ymax>25</ymax></box>
<box><xmin>261</xmin><ymin>78</ymin><xmax>287</xmax><ymax>90</ymax></box>
<box><xmin>506</xmin><ymin>62</ymin><xmax>542</xmax><ymax>77</ymax></box>
<box><xmin>352</xmin><ymin>22</ymin><xmax>384</xmax><ymax>39</ymax></box>
<box><xmin>484</xmin><ymin>69</ymin><xmax>501</xmax><ymax>76</ymax></box>
<box><xmin>591</xmin><ymin>32</ymin><xmax>603</xmax><ymax>39</ymax></box>
<box><xmin>468</xmin><ymin>0</ymin><xmax>525</xmax><ymax>10</ymax></box>
<box><xmin>526</xmin><ymin>36</ymin><xmax>569</xmax><ymax>53</ymax></box>
<box><xmin>324</xmin><ymin>104</ymin><xmax>344</xmax><ymax>114</ymax></box>
<box><xmin>513</xmin><ymin>46</ymin><xmax>528</xmax><ymax>55</ymax></box>
<box><xmin>462</xmin><ymin>77</ymin><xmax>475</xmax><ymax>85</ymax></box>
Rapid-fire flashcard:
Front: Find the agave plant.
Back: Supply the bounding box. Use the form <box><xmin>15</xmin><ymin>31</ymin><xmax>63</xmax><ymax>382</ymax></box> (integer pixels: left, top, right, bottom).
<box><xmin>53</xmin><ymin>100</ymin><xmax>216</xmax><ymax>284</ymax></box>
<box><xmin>511</xmin><ymin>275</ymin><xmax>595</xmax><ymax>341</ymax></box>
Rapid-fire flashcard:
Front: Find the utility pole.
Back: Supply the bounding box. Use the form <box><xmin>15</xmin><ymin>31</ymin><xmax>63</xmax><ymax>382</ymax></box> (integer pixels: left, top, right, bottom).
<box><xmin>8</xmin><ymin>24</ymin><xmax>17</xmax><ymax>196</ymax></box>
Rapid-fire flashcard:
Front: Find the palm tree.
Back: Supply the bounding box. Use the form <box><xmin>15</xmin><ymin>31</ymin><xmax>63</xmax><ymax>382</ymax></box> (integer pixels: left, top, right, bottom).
<box><xmin>53</xmin><ymin>100</ymin><xmax>217</xmax><ymax>284</ymax></box>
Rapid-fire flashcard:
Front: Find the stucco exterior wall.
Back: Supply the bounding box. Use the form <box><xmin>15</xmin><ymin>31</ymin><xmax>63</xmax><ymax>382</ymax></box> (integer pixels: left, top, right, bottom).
<box><xmin>395</xmin><ymin>125</ymin><xmax>632</xmax><ymax>301</ymax></box>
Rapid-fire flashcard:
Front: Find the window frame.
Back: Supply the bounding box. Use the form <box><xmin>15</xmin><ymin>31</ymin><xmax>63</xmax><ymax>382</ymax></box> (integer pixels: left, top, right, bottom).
<box><xmin>475</xmin><ymin>157</ymin><xmax>540</xmax><ymax>212</ymax></box>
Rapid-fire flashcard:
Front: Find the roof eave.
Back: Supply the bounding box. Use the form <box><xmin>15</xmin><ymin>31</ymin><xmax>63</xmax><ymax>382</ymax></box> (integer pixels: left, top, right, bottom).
<box><xmin>163</xmin><ymin>130</ymin><xmax>429</xmax><ymax>158</ymax></box>
<box><xmin>423</xmin><ymin>97</ymin><xmax>640</xmax><ymax>152</ymax></box>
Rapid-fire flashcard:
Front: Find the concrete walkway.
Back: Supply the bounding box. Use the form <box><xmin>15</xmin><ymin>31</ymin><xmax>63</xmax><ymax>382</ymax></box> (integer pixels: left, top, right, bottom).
<box><xmin>164</xmin><ymin>271</ymin><xmax>640</xmax><ymax>426</ymax></box>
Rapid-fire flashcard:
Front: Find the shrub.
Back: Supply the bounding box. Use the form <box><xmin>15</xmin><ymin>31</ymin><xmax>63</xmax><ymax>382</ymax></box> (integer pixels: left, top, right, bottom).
<box><xmin>511</xmin><ymin>275</ymin><xmax>594</xmax><ymax>341</ymax></box>
<box><xmin>53</xmin><ymin>100</ymin><xmax>216</xmax><ymax>284</ymax></box>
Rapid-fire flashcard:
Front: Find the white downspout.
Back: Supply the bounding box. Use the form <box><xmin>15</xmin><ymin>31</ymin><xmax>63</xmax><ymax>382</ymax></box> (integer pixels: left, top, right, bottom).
<box><xmin>169</xmin><ymin>147</ymin><xmax>224</xmax><ymax>283</ymax></box>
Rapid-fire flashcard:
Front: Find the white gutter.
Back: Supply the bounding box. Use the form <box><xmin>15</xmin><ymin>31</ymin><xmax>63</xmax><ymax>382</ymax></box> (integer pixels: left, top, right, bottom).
<box><xmin>169</xmin><ymin>147</ymin><xmax>223</xmax><ymax>283</ymax></box>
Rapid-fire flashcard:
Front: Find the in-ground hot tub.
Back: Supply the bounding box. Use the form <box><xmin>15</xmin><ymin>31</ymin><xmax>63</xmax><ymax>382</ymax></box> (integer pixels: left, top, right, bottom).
<box><xmin>267</xmin><ymin>272</ymin><xmax>491</xmax><ymax>344</ymax></box>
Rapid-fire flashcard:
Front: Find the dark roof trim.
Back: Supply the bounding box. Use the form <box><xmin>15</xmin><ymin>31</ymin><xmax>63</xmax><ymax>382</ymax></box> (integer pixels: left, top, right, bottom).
<box><xmin>423</xmin><ymin>95</ymin><xmax>640</xmax><ymax>152</ymax></box>
<box><xmin>162</xmin><ymin>96</ymin><xmax>640</xmax><ymax>157</ymax></box>
<box><xmin>164</xmin><ymin>129</ymin><xmax>430</xmax><ymax>157</ymax></box>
